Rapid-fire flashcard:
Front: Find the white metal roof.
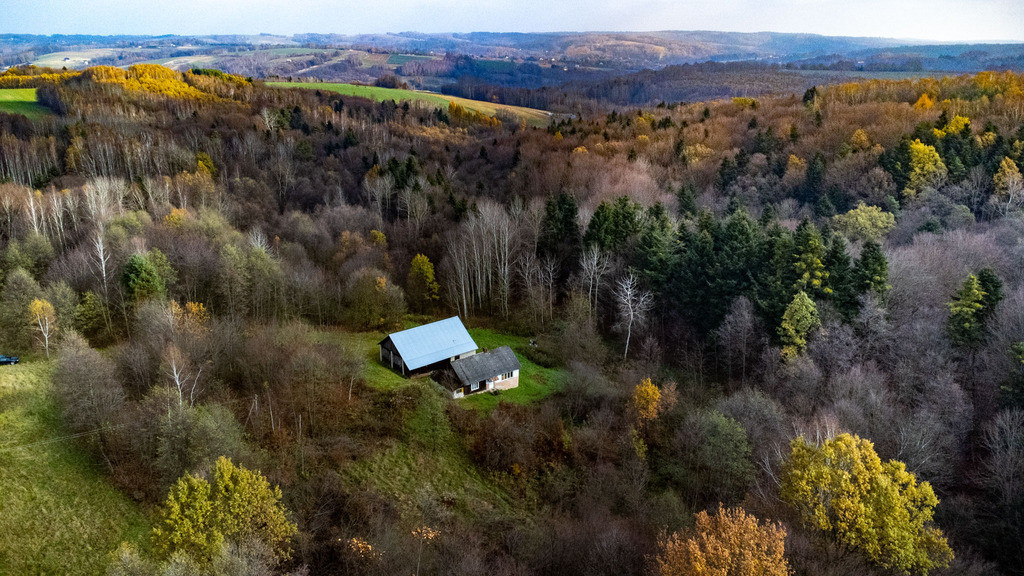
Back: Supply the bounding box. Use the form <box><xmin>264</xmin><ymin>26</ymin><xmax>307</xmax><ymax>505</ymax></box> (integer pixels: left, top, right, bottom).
<box><xmin>382</xmin><ymin>316</ymin><xmax>478</xmax><ymax>370</ymax></box>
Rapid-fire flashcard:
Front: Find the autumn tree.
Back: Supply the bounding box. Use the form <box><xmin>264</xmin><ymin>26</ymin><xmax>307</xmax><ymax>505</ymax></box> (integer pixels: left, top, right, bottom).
<box><xmin>781</xmin><ymin>433</ymin><xmax>953</xmax><ymax>575</ymax></box>
<box><xmin>406</xmin><ymin>254</ymin><xmax>440</xmax><ymax>313</ymax></box>
<box><xmin>994</xmin><ymin>156</ymin><xmax>1023</xmax><ymax>215</ymax></box>
<box><xmin>833</xmin><ymin>202</ymin><xmax>896</xmax><ymax>243</ymax></box>
<box><xmin>778</xmin><ymin>291</ymin><xmax>819</xmax><ymax>360</ymax></box>
<box><xmin>655</xmin><ymin>505</ymin><xmax>790</xmax><ymax>576</ymax></box>
<box><xmin>904</xmin><ymin>139</ymin><xmax>947</xmax><ymax>198</ymax></box>
<box><xmin>632</xmin><ymin>377</ymin><xmax>661</xmax><ymax>426</ymax></box>
<box><xmin>28</xmin><ymin>297</ymin><xmax>56</xmax><ymax>357</ymax></box>
<box><xmin>152</xmin><ymin>456</ymin><xmax>296</xmax><ymax>565</ymax></box>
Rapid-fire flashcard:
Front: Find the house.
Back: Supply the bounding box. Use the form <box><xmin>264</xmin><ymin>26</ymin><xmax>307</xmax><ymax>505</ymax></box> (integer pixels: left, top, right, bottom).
<box><xmin>447</xmin><ymin>346</ymin><xmax>521</xmax><ymax>399</ymax></box>
<box><xmin>378</xmin><ymin>316</ymin><xmax>477</xmax><ymax>376</ymax></box>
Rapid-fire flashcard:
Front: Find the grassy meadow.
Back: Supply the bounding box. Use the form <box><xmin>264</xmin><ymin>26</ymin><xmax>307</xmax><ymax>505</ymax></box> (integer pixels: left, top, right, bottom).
<box><xmin>0</xmin><ymin>361</ymin><xmax>150</xmax><ymax>575</ymax></box>
<box><xmin>0</xmin><ymin>89</ymin><xmax>51</xmax><ymax>120</ymax></box>
<box><xmin>268</xmin><ymin>81</ymin><xmax>554</xmax><ymax>127</ymax></box>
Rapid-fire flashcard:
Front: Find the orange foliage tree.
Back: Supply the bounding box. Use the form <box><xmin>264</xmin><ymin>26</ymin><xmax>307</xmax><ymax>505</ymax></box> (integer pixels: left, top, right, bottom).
<box><xmin>655</xmin><ymin>505</ymin><xmax>791</xmax><ymax>576</ymax></box>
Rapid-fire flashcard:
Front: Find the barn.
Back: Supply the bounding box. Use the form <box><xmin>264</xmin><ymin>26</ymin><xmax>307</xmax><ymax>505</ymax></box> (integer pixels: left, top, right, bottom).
<box><xmin>378</xmin><ymin>316</ymin><xmax>478</xmax><ymax>376</ymax></box>
<box><xmin>448</xmin><ymin>346</ymin><xmax>521</xmax><ymax>398</ymax></box>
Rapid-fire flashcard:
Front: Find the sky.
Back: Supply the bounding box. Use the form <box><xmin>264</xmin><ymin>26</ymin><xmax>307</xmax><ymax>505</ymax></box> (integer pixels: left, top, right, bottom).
<box><xmin>3</xmin><ymin>0</ymin><xmax>1024</xmax><ymax>42</ymax></box>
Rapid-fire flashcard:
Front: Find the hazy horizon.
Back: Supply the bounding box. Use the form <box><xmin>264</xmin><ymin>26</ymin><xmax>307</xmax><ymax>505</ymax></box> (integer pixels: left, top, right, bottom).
<box><xmin>4</xmin><ymin>0</ymin><xmax>1024</xmax><ymax>43</ymax></box>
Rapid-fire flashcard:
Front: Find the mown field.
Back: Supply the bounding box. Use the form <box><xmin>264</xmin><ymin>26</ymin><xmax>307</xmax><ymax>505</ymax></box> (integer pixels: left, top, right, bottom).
<box><xmin>0</xmin><ymin>89</ymin><xmax>51</xmax><ymax>120</ymax></box>
<box><xmin>31</xmin><ymin>49</ymin><xmax>118</xmax><ymax>69</ymax></box>
<box><xmin>0</xmin><ymin>361</ymin><xmax>150</xmax><ymax>575</ymax></box>
<box><xmin>268</xmin><ymin>81</ymin><xmax>554</xmax><ymax>127</ymax></box>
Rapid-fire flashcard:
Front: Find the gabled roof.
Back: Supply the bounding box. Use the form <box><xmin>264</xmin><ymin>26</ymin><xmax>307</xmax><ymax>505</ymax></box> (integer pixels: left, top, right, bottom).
<box><xmin>451</xmin><ymin>346</ymin><xmax>520</xmax><ymax>385</ymax></box>
<box><xmin>380</xmin><ymin>317</ymin><xmax>477</xmax><ymax>371</ymax></box>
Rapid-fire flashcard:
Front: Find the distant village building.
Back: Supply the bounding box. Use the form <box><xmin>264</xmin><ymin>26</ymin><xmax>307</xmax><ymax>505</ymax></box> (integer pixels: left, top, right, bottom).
<box><xmin>379</xmin><ymin>317</ymin><xmax>521</xmax><ymax>398</ymax></box>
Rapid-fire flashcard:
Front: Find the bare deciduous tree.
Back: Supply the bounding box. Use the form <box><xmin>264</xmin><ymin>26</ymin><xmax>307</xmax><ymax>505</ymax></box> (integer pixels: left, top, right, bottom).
<box><xmin>614</xmin><ymin>272</ymin><xmax>653</xmax><ymax>359</ymax></box>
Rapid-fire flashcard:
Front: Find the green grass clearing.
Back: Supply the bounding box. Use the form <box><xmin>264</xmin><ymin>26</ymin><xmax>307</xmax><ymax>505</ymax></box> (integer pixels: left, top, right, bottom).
<box><xmin>316</xmin><ymin>322</ymin><xmax>563</xmax><ymax>410</ymax></box>
<box><xmin>268</xmin><ymin>81</ymin><xmax>554</xmax><ymax>127</ymax></box>
<box><xmin>0</xmin><ymin>89</ymin><xmax>51</xmax><ymax>120</ymax></box>
<box><xmin>0</xmin><ymin>361</ymin><xmax>150</xmax><ymax>575</ymax></box>
<box><xmin>386</xmin><ymin>53</ymin><xmax>438</xmax><ymax>65</ymax></box>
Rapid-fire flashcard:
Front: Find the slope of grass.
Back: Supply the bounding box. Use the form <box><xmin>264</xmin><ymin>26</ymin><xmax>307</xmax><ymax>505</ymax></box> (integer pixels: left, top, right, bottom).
<box><xmin>268</xmin><ymin>81</ymin><xmax>554</xmax><ymax>127</ymax></box>
<box><xmin>343</xmin><ymin>386</ymin><xmax>515</xmax><ymax>520</ymax></box>
<box><xmin>0</xmin><ymin>89</ymin><xmax>51</xmax><ymax>120</ymax></box>
<box><xmin>0</xmin><ymin>361</ymin><xmax>150</xmax><ymax>575</ymax></box>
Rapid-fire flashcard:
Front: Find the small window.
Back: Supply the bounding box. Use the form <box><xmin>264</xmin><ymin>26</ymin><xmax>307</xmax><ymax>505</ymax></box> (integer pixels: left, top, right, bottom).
<box><xmin>471</xmin><ymin>381</ymin><xmax>480</xmax><ymax>392</ymax></box>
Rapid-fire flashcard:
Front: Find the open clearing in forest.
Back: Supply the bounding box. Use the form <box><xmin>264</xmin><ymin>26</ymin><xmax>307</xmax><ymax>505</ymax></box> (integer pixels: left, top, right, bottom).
<box><xmin>319</xmin><ymin>324</ymin><xmax>563</xmax><ymax>410</ymax></box>
<box><xmin>0</xmin><ymin>89</ymin><xmax>51</xmax><ymax>120</ymax></box>
<box><xmin>0</xmin><ymin>361</ymin><xmax>150</xmax><ymax>575</ymax></box>
<box><xmin>269</xmin><ymin>81</ymin><xmax>554</xmax><ymax>127</ymax></box>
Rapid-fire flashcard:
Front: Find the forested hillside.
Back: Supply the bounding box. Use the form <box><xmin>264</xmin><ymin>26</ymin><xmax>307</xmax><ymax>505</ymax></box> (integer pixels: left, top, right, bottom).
<box><xmin>1</xmin><ymin>62</ymin><xmax>1024</xmax><ymax>575</ymax></box>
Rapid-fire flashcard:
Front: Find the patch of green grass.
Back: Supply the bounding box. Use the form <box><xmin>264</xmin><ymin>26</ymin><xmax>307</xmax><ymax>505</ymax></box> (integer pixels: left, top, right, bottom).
<box><xmin>343</xmin><ymin>385</ymin><xmax>513</xmax><ymax>519</ymax></box>
<box><xmin>268</xmin><ymin>81</ymin><xmax>554</xmax><ymax>127</ymax></box>
<box><xmin>461</xmin><ymin>327</ymin><xmax>563</xmax><ymax>411</ymax></box>
<box><xmin>315</xmin><ymin>322</ymin><xmax>564</xmax><ymax>410</ymax></box>
<box><xmin>0</xmin><ymin>89</ymin><xmax>51</xmax><ymax>120</ymax></box>
<box><xmin>386</xmin><ymin>53</ymin><xmax>437</xmax><ymax>65</ymax></box>
<box><xmin>0</xmin><ymin>361</ymin><xmax>150</xmax><ymax>575</ymax></box>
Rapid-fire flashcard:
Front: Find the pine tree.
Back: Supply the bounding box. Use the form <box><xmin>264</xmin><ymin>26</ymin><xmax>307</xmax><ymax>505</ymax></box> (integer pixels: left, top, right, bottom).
<box><xmin>792</xmin><ymin>219</ymin><xmax>830</xmax><ymax>297</ymax></box>
<box><xmin>977</xmin><ymin>268</ymin><xmax>1003</xmax><ymax>322</ymax></box>
<box><xmin>855</xmin><ymin>240</ymin><xmax>889</xmax><ymax>295</ymax></box>
<box><xmin>824</xmin><ymin>235</ymin><xmax>858</xmax><ymax>318</ymax></box>
<box><xmin>947</xmin><ymin>274</ymin><xmax>986</xmax><ymax>348</ymax></box>
<box><xmin>779</xmin><ymin>291</ymin><xmax>819</xmax><ymax>360</ymax></box>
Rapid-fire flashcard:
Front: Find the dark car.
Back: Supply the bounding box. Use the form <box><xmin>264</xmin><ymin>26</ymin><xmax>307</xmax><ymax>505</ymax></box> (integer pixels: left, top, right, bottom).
<box><xmin>0</xmin><ymin>355</ymin><xmax>19</xmax><ymax>365</ymax></box>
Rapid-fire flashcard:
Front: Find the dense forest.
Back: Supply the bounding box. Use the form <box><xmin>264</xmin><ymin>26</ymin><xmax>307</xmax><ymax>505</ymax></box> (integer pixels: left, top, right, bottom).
<box><xmin>1</xmin><ymin>62</ymin><xmax>1024</xmax><ymax>575</ymax></box>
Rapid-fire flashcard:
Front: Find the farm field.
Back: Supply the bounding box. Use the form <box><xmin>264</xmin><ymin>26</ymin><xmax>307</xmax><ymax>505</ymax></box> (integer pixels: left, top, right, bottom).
<box><xmin>0</xmin><ymin>362</ymin><xmax>150</xmax><ymax>575</ymax></box>
<box><xmin>0</xmin><ymin>89</ymin><xmax>50</xmax><ymax>120</ymax></box>
<box><xmin>143</xmin><ymin>54</ymin><xmax>220</xmax><ymax>70</ymax></box>
<box><xmin>31</xmin><ymin>49</ymin><xmax>117</xmax><ymax>68</ymax></box>
<box><xmin>268</xmin><ymin>81</ymin><xmax>554</xmax><ymax>127</ymax></box>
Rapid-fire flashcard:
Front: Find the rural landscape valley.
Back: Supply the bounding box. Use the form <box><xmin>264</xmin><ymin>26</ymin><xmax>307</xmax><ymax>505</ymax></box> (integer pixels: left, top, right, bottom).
<box><xmin>2</xmin><ymin>2</ymin><xmax>1024</xmax><ymax>575</ymax></box>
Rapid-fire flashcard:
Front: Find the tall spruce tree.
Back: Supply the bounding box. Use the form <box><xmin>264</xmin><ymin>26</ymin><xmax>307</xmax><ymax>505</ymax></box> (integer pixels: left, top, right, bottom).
<box><xmin>947</xmin><ymin>274</ymin><xmax>987</xmax><ymax>348</ymax></box>
<box><xmin>824</xmin><ymin>235</ymin><xmax>858</xmax><ymax>319</ymax></box>
<box><xmin>792</xmin><ymin>219</ymin><xmax>830</xmax><ymax>298</ymax></box>
<box><xmin>855</xmin><ymin>240</ymin><xmax>889</xmax><ymax>295</ymax></box>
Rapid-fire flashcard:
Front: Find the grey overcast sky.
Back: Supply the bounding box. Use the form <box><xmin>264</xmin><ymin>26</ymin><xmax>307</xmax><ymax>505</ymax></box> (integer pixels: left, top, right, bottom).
<box><xmin>3</xmin><ymin>0</ymin><xmax>1023</xmax><ymax>41</ymax></box>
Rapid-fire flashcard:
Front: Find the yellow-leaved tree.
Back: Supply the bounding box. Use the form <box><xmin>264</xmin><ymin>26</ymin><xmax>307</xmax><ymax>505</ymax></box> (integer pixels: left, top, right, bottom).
<box><xmin>655</xmin><ymin>505</ymin><xmax>791</xmax><ymax>576</ymax></box>
<box><xmin>28</xmin><ymin>297</ymin><xmax>56</xmax><ymax>357</ymax></box>
<box><xmin>994</xmin><ymin>156</ymin><xmax>1023</xmax><ymax>215</ymax></box>
<box><xmin>152</xmin><ymin>456</ymin><xmax>296</xmax><ymax>565</ymax></box>
<box><xmin>904</xmin><ymin>140</ymin><xmax>947</xmax><ymax>198</ymax></box>
<box><xmin>632</xmin><ymin>377</ymin><xmax>662</xmax><ymax>426</ymax></box>
<box><xmin>833</xmin><ymin>202</ymin><xmax>896</xmax><ymax>243</ymax></box>
<box><xmin>780</xmin><ymin>433</ymin><xmax>953</xmax><ymax>575</ymax></box>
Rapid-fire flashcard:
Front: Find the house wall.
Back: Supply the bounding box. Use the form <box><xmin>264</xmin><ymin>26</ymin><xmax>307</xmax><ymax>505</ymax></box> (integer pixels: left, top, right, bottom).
<box><xmin>455</xmin><ymin>369</ymin><xmax>520</xmax><ymax>397</ymax></box>
<box><xmin>493</xmin><ymin>372</ymin><xmax>519</xmax><ymax>391</ymax></box>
